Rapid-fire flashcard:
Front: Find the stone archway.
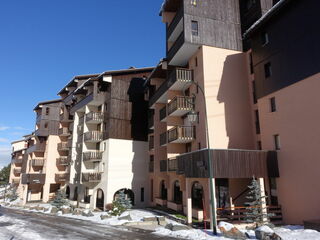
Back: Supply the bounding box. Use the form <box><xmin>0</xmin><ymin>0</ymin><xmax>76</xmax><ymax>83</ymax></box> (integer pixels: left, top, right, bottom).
<box><xmin>114</xmin><ymin>188</ymin><xmax>135</xmax><ymax>206</ymax></box>
<box><xmin>96</xmin><ymin>189</ymin><xmax>104</xmax><ymax>210</ymax></box>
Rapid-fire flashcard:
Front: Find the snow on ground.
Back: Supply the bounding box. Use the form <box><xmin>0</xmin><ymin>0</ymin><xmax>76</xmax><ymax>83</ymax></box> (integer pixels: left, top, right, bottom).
<box><xmin>3</xmin><ymin>203</ymin><xmax>320</xmax><ymax>240</ymax></box>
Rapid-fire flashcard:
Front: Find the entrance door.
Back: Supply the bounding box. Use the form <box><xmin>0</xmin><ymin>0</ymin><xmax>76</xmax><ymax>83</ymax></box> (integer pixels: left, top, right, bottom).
<box><xmin>96</xmin><ymin>189</ymin><xmax>104</xmax><ymax>210</ymax></box>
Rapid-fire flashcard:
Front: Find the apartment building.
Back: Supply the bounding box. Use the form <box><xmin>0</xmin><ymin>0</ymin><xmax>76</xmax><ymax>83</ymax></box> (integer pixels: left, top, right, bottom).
<box><xmin>58</xmin><ymin>67</ymin><xmax>153</xmax><ymax>210</ymax></box>
<box><xmin>9</xmin><ymin>139</ymin><xmax>28</xmax><ymax>195</ymax></box>
<box><xmin>243</xmin><ymin>0</ymin><xmax>320</xmax><ymax>224</ymax></box>
<box><xmin>147</xmin><ymin>0</ymin><xmax>320</xmax><ymax>226</ymax></box>
<box><xmin>18</xmin><ymin>99</ymin><xmax>70</xmax><ymax>203</ymax></box>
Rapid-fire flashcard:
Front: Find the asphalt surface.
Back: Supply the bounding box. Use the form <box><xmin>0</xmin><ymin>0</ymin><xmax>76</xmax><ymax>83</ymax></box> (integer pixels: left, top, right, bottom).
<box><xmin>0</xmin><ymin>207</ymin><xmax>179</xmax><ymax>240</ymax></box>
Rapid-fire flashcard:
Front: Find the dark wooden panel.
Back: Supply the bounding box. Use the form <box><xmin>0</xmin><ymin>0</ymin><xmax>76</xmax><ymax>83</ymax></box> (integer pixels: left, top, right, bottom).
<box><xmin>176</xmin><ymin>149</ymin><xmax>278</xmax><ymax>178</ymax></box>
<box><xmin>251</xmin><ymin>0</ymin><xmax>320</xmax><ymax>98</ymax></box>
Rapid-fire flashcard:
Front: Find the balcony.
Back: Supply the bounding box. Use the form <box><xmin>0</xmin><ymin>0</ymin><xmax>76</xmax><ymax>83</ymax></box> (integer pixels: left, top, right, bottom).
<box><xmin>60</xmin><ymin>112</ymin><xmax>73</xmax><ymax>123</ymax></box>
<box><xmin>21</xmin><ymin>173</ymin><xmax>46</xmax><ymax>184</ymax></box>
<box><xmin>34</xmin><ymin>128</ymin><xmax>49</xmax><ymax>137</ymax></box>
<box><xmin>160</xmin><ymin>132</ymin><xmax>167</xmax><ymax>146</ymax></box>
<box><xmin>58</xmin><ymin>127</ymin><xmax>70</xmax><ymax>136</ymax></box>
<box><xmin>168</xmin><ymin>96</ymin><xmax>194</xmax><ymax>117</ymax></box>
<box><xmin>13</xmin><ymin>168</ymin><xmax>21</xmax><ymax>175</ymax></box>
<box><xmin>31</xmin><ymin>158</ymin><xmax>45</xmax><ymax>167</ymax></box>
<box><xmin>160</xmin><ymin>160</ymin><xmax>167</xmax><ymax>172</ymax></box>
<box><xmin>28</xmin><ymin>142</ymin><xmax>46</xmax><ymax>153</ymax></box>
<box><xmin>168</xmin><ymin>157</ymin><xmax>177</xmax><ymax>172</ymax></box>
<box><xmin>56</xmin><ymin>157</ymin><xmax>71</xmax><ymax>166</ymax></box>
<box><xmin>168</xmin><ymin>126</ymin><xmax>195</xmax><ymax>143</ymax></box>
<box><xmin>12</xmin><ymin>178</ymin><xmax>20</xmax><ymax>184</ymax></box>
<box><xmin>13</xmin><ymin>157</ymin><xmax>23</xmax><ymax>165</ymax></box>
<box><xmin>84</xmin><ymin>131</ymin><xmax>105</xmax><ymax>143</ymax></box>
<box><xmin>55</xmin><ymin>173</ymin><xmax>69</xmax><ymax>183</ymax></box>
<box><xmin>57</xmin><ymin>142</ymin><xmax>70</xmax><ymax>151</ymax></box>
<box><xmin>149</xmin><ymin>136</ymin><xmax>154</xmax><ymax>150</ymax></box>
<box><xmin>149</xmin><ymin>68</ymin><xmax>193</xmax><ymax>107</ymax></box>
<box><xmin>82</xmin><ymin>172</ymin><xmax>102</xmax><ymax>183</ymax></box>
<box><xmin>83</xmin><ymin>151</ymin><xmax>103</xmax><ymax>162</ymax></box>
<box><xmin>85</xmin><ymin>112</ymin><xmax>104</xmax><ymax>124</ymax></box>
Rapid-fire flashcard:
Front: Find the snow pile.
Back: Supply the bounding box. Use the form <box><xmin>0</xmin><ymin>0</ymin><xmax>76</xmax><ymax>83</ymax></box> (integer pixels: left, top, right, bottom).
<box><xmin>155</xmin><ymin>228</ymin><xmax>229</xmax><ymax>240</ymax></box>
<box><xmin>275</xmin><ymin>225</ymin><xmax>320</xmax><ymax>240</ymax></box>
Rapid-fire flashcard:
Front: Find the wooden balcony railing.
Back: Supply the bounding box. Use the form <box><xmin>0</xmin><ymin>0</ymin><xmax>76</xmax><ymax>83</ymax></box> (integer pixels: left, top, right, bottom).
<box><xmin>55</xmin><ymin>173</ymin><xmax>69</xmax><ymax>182</ymax></box>
<box><xmin>13</xmin><ymin>168</ymin><xmax>21</xmax><ymax>175</ymax></box>
<box><xmin>167</xmin><ymin>158</ymin><xmax>177</xmax><ymax>172</ymax></box>
<box><xmin>84</xmin><ymin>131</ymin><xmax>105</xmax><ymax>142</ymax></box>
<box><xmin>83</xmin><ymin>151</ymin><xmax>103</xmax><ymax>162</ymax></box>
<box><xmin>13</xmin><ymin>158</ymin><xmax>23</xmax><ymax>165</ymax></box>
<box><xmin>160</xmin><ymin>160</ymin><xmax>167</xmax><ymax>172</ymax></box>
<box><xmin>85</xmin><ymin>112</ymin><xmax>104</xmax><ymax>123</ymax></box>
<box><xmin>168</xmin><ymin>126</ymin><xmax>195</xmax><ymax>143</ymax></box>
<box><xmin>21</xmin><ymin>173</ymin><xmax>46</xmax><ymax>184</ymax></box>
<box><xmin>58</xmin><ymin>127</ymin><xmax>70</xmax><ymax>136</ymax></box>
<box><xmin>57</xmin><ymin>142</ymin><xmax>70</xmax><ymax>151</ymax></box>
<box><xmin>167</xmin><ymin>96</ymin><xmax>194</xmax><ymax>116</ymax></box>
<box><xmin>34</xmin><ymin>142</ymin><xmax>46</xmax><ymax>152</ymax></box>
<box><xmin>56</xmin><ymin>157</ymin><xmax>71</xmax><ymax>166</ymax></box>
<box><xmin>82</xmin><ymin>172</ymin><xmax>102</xmax><ymax>183</ymax></box>
<box><xmin>12</xmin><ymin>178</ymin><xmax>20</xmax><ymax>184</ymax></box>
<box><xmin>31</xmin><ymin>158</ymin><xmax>45</xmax><ymax>167</ymax></box>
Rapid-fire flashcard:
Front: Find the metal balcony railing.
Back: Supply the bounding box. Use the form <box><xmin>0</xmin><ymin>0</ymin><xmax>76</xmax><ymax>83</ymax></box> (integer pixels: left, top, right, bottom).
<box><xmin>56</xmin><ymin>157</ymin><xmax>71</xmax><ymax>166</ymax></box>
<box><xmin>167</xmin><ymin>96</ymin><xmax>194</xmax><ymax>116</ymax></box>
<box><xmin>57</xmin><ymin>142</ymin><xmax>70</xmax><ymax>151</ymax></box>
<box><xmin>168</xmin><ymin>158</ymin><xmax>177</xmax><ymax>172</ymax></box>
<box><xmin>58</xmin><ymin>127</ymin><xmax>70</xmax><ymax>136</ymax></box>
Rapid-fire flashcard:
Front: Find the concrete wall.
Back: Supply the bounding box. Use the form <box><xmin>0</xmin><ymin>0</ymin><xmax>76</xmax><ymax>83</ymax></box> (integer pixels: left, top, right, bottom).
<box><xmin>258</xmin><ymin>73</ymin><xmax>320</xmax><ymax>224</ymax></box>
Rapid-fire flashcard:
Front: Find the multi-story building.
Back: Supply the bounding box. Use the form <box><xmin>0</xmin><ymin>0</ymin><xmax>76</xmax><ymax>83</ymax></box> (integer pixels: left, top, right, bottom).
<box><xmin>9</xmin><ymin>138</ymin><xmax>28</xmax><ymax>194</ymax></box>
<box><xmin>58</xmin><ymin>67</ymin><xmax>153</xmax><ymax>210</ymax></box>
<box><xmin>147</xmin><ymin>0</ymin><xmax>281</xmax><ymax>226</ymax></box>
<box><xmin>147</xmin><ymin>0</ymin><xmax>320</xmax><ymax>226</ymax></box>
<box><xmin>19</xmin><ymin>99</ymin><xmax>70</xmax><ymax>203</ymax></box>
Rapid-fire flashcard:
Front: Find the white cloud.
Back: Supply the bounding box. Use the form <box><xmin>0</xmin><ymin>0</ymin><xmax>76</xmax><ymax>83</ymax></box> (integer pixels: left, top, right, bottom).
<box><xmin>0</xmin><ymin>146</ymin><xmax>11</xmax><ymax>156</ymax></box>
<box><xmin>0</xmin><ymin>126</ymin><xmax>10</xmax><ymax>131</ymax></box>
<box><xmin>0</xmin><ymin>138</ymin><xmax>9</xmax><ymax>143</ymax></box>
<box><xmin>13</xmin><ymin>126</ymin><xmax>30</xmax><ymax>131</ymax></box>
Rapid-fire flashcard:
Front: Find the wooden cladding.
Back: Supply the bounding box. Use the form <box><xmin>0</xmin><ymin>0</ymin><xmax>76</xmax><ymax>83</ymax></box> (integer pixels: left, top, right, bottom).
<box><xmin>176</xmin><ymin>149</ymin><xmax>279</xmax><ymax>178</ymax></box>
<box><xmin>21</xmin><ymin>173</ymin><xmax>46</xmax><ymax>184</ymax></box>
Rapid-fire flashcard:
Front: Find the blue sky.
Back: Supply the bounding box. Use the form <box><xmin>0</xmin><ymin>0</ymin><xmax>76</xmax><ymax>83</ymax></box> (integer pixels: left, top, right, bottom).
<box><xmin>0</xmin><ymin>0</ymin><xmax>165</xmax><ymax>167</ymax></box>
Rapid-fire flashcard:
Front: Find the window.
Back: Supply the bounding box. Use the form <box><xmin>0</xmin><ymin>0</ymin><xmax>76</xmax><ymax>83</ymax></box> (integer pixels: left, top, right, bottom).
<box><xmin>264</xmin><ymin>62</ymin><xmax>272</xmax><ymax>78</ymax></box>
<box><xmin>191</xmin><ymin>21</ymin><xmax>198</xmax><ymax>36</ymax></box>
<box><xmin>257</xmin><ymin>141</ymin><xmax>262</xmax><ymax>150</ymax></box>
<box><xmin>270</xmin><ymin>97</ymin><xmax>276</xmax><ymax>112</ymax></box>
<box><xmin>195</xmin><ymin>57</ymin><xmax>198</xmax><ymax>67</ymax></box>
<box><xmin>198</xmin><ymin>142</ymin><xmax>201</xmax><ymax>150</ymax></box>
<box><xmin>44</xmin><ymin>122</ymin><xmax>48</xmax><ymax>128</ymax></box>
<box><xmin>45</xmin><ymin>107</ymin><xmax>50</xmax><ymax>115</ymax></box>
<box><xmin>140</xmin><ymin>187</ymin><xmax>144</xmax><ymax>202</ymax></box>
<box><xmin>246</xmin><ymin>0</ymin><xmax>256</xmax><ymax>10</ymax></box>
<box><xmin>249</xmin><ymin>53</ymin><xmax>254</xmax><ymax>74</ymax></box>
<box><xmin>252</xmin><ymin>81</ymin><xmax>257</xmax><ymax>104</ymax></box>
<box><xmin>255</xmin><ymin>110</ymin><xmax>260</xmax><ymax>134</ymax></box>
<box><xmin>274</xmin><ymin>134</ymin><xmax>281</xmax><ymax>150</ymax></box>
<box><xmin>261</xmin><ymin>32</ymin><xmax>269</xmax><ymax>46</ymax></box>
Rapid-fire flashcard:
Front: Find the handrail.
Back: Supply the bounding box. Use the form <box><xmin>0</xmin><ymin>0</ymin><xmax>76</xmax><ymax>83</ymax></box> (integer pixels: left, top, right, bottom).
<box><xmin>233</xmin><ymin>187</ymin><xmax>249</xmax><ymax>203</ymax></box>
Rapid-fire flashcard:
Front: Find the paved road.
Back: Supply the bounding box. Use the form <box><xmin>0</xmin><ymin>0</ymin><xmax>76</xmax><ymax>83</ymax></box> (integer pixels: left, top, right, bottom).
<box><xmin>0</xmin><ymin>207</ymin><xmax>178</xmax><ymax>240</ymax></box>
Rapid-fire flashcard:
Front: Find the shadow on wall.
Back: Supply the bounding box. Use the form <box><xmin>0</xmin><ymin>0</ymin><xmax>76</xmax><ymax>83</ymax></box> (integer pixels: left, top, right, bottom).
<box><xmin>217</xmin><ymin>53</ymin><xmax>255</xmax><ymax>149</ymax></box>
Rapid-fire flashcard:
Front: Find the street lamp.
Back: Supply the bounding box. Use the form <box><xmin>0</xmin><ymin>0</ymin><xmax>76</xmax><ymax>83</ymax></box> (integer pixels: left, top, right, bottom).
<box><xmin>185</xmin><ymin>81</ymin><xmax>218</xmax><ymax>235</ymax></box>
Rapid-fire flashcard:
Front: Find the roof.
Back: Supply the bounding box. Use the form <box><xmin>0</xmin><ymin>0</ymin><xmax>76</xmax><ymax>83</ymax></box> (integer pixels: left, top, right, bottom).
<box><xmin>57</xmin><ymin>73</ymin><xmax>100</xmax><ymax>95</ymax></box>
<box><xmin>11</xmin><ymin>139</ymin><xmax>25</xmax><ymax>144</ymax></box>
<box><xmin>243</xmin><ymin>0</ymin><xmax>292</xmax><ymax>38</ymax></box>
<box><xmin>33</xmin><ymin>99</ymin><xmax>62</xmax><ymax>110</ymax></box>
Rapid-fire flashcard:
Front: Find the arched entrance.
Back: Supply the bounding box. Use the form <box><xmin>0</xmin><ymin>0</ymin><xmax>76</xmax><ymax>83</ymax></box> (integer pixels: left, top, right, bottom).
<box><xmin>160</xmin><ymin>180</ymin><xmax>167</xmax><ymax>200</ymax></box>
<box><xmin>114</xmin><ymin>188</ymin><xmax>135</xmax><ymax>206</ymax></box>
<box><xmin>192</xmin><ymin>182</ymin><xmax>203</xmax><ymax>209</ymax></box>
<box><xmin>66</xmin><ymin>186</ymin><xmax>70</xmax><ymax>199</ymax></box>
<box><xmin>173</xmin><ymin>180</ymin><xmax>182</xmax><ymax>204</ymax></box>
<box><xmin>73</xmin><ymin>187</ymin><xmax>78</xmax><ymax>201</ymax></box>
<box><xmin>96</xmin><ymin>189</ymin><xmax>104</xmax><ymax>210</ymax></box>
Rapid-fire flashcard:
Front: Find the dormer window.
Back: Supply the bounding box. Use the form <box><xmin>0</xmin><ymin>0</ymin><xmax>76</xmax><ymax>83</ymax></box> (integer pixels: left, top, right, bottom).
<box><xmin>191</xmin><ymin>21</ymin><xmax>199</xmax><ymax>36</ymax></box>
